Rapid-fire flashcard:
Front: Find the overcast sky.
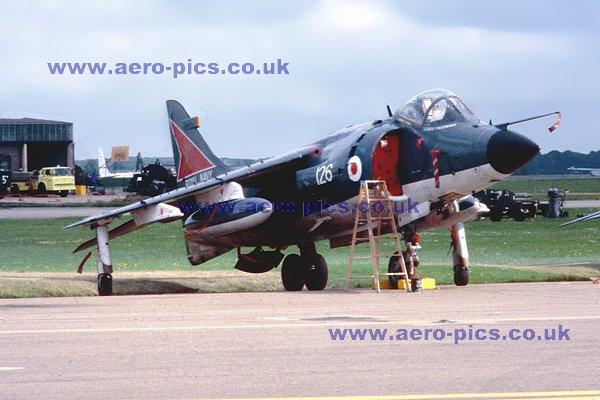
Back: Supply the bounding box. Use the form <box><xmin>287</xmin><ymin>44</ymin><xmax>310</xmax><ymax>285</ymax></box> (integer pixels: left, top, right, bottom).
<box><xmin>1</xmin><ymin>0</ymin><xmax>597</xmax><ymax>160</ymax></box>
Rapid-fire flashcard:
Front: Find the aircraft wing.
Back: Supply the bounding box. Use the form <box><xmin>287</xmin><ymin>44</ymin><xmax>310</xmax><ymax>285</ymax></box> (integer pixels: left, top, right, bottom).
<box><xmin>559</xmin><ymin>210</ymin><xmax>600</xmax><ymax>227</ymax></box>
<box><xmin>65</xmin><ymin>146</ymin><xmax>315</xmax><ymax>230</ymax></box>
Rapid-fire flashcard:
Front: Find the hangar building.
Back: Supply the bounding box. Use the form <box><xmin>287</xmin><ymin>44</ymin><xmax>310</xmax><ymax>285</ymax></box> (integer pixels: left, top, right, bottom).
<box><xmin>0</xmin><ymin>118</ymin><xmax>74</xmax><ymax>171</ymax></box>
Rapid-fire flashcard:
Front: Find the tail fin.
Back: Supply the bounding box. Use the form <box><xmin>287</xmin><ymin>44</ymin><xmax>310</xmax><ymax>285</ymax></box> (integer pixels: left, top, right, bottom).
<box><xmin>166</xmin><ymin>100</ymin><xmax>230</xmax><ymax>185</ymax></box>
<box><xmin>97</xmin><ymin>148</ymin><xmax>110</xmax><ymax>178</ymax></box>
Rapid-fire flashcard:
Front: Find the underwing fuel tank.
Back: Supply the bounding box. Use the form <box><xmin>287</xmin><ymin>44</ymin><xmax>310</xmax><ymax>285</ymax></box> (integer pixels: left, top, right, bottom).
<box><xmin>184</xmin><ymin>197</ymin><xmax>272</xmax><ymax>236</ymax></box>
<box><xmin>418</xmin><ymin>196</ymin><xmax>489</xmax><ymax>230</ymax></box>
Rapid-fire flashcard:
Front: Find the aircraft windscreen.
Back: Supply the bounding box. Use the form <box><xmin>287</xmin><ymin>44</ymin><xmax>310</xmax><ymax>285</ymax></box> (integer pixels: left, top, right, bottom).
<box><xmin>393</xmin><ymin>89</ymin><xmax>478</xmax><ymax>128</ymax></box>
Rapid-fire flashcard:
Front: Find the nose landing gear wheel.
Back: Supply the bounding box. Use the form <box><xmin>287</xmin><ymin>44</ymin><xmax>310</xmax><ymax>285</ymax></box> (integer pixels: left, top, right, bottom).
<box><xmin>388</xmin><ymin>253</ymin><xmax>402</xmax><ymax>289</ymax></box>
<box><xmin>98</xmin><ymin>273</ymin><xmax>113</xmax><ymax>296</ymax></box>
<box><xmin>453</xmin><ymin>265</ymin><xmax>469</xmax><ymax>286</ymax></box>
<box><xmin>388</xmin><ymin>252</ymin><xmax>414</xmax><ymax>289</ymax></box>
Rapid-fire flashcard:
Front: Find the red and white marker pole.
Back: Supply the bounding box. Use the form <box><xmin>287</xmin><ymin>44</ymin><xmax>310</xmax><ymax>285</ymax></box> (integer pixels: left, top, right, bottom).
<box><xmin>430</xmin><ymin>149</ymin><xmax>442</xmax><ymax>188</ymax></box>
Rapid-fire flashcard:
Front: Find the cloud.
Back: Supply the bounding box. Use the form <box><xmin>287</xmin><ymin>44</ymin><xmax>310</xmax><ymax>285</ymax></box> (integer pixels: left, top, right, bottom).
<box><xmin>0</xmin><ymin>0</ymin><xmax>596</xmax><ymax>158</ymax></box>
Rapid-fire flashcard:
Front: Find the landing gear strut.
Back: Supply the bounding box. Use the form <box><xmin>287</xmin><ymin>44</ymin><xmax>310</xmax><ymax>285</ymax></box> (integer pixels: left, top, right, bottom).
<box><xmin>281</xmin><ymin>242</ymin><xmax>328</xmax><ymax>291</ymax></box>
<box><xmin>95</xmin><ymin>224</ymin><xmax>113</xmax><ymax>296</ymax></box>
<box><xmin>451</xmin><ymin>222</ymin><xmax>469</xmax><ymax>286</ymax></box>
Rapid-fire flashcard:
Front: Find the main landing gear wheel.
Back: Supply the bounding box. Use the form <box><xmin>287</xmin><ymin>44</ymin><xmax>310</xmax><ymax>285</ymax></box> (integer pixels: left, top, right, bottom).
<box><xmin>281</xmin><ymin>253</ymin><xmax>329</xmax><ymax>291</ymax></box>
<box><xmin>281</xmin><ymin>254</ymin><xmax>305</xmax><ymax>291</ymax></box>
<box><xmin>453</xmin><ymin>265</ymin><xmax>469</xmax><ymax>286</ymax></box>
<box><xmin>98</xmin><ymin>273</ymin><xmax>113</xmax><ymax>296</ymax></box>
<box><xmin>305</xmin><ymin>254</ymin><xmax>328</xmax><ymax>291</ymax></box>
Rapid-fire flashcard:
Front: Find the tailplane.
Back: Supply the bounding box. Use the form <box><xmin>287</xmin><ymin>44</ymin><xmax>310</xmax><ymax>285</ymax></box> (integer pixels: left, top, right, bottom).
<box><xmin>166</xmin><ymin>100</ymin><xmax>231</xmax><ymax>185</ymax></box>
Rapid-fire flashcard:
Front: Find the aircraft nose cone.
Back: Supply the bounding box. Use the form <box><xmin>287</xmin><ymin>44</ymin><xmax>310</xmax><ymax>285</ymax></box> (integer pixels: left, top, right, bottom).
<box><xmin>487</xmin><ymin>130</ymin><xmax>540</xmax><ymax>174</ymax></box>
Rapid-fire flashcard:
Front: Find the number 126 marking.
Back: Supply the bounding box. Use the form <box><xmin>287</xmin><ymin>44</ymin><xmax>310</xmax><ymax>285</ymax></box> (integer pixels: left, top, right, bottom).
<box><xmin>316</xmin><ymin>163</ymin><xmax>333</xmax><ymax>185</ymax></box>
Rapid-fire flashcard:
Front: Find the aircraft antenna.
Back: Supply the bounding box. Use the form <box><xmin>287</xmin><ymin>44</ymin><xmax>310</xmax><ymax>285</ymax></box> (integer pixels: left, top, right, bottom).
<box><xmin>495</xmin><ymin>111</ymin><xmax>561</xmax><ymax>132</ymax></box>
<box><xmin>386</xmin><ymin>105</ymin><xmax>393</xmax><ymax>118</ymax></box>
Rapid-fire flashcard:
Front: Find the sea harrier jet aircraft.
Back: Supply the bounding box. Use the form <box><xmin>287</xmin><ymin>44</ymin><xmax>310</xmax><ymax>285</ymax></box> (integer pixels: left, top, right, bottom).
<box><xmin>67</xmin><ymin>89</ymin><xmax>555</xmax><ymax>295</ymax></box>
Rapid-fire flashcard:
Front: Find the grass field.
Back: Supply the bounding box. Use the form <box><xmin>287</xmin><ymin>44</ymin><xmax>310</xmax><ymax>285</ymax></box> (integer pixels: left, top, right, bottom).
<box><xmin>1</xmin><ymin>209</ymin><xmax>598</xmax><ymax>297</ymax></box>
<box><xmin>490</xmin><ymin>177</ymin><xmax>600</xmax><ymax>199</ymax></box>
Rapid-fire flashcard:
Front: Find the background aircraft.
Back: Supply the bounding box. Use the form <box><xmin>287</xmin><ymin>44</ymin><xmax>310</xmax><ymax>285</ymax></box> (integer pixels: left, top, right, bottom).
<box><xmin>567</xmin><ymin>167</ymin><xmax>600</xmax><ymax>177</ymax></box>
<box><xmin>69</xmin><ymin>89</ymin><xmax>548</xmax><ymax>296</ymax></box>
<box><xmin>97</xmin><ymin>147</ymin><xmax>141</xmax><ymax>179</ymax></box>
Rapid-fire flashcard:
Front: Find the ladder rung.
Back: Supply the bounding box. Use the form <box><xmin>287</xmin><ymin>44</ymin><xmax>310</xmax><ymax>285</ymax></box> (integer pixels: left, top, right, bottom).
<box><xmin>349</xmin><ymin>274</ymin><xmax>409</xmax><ymax>279</ymax></box>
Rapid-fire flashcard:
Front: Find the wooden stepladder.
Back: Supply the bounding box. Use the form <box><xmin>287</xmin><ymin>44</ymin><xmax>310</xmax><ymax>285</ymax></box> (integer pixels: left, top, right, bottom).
<box><xmin>344</xmin><ymin>180</ymin><xmax>411</xmax><ymax>292</ymax></box>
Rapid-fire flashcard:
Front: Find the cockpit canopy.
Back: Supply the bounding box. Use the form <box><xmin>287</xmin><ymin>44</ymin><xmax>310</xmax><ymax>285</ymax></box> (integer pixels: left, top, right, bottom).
<box><xmin>393</xmin><ymin>89</ymin><xmax>478</xmax><ymax>128</ymax></box>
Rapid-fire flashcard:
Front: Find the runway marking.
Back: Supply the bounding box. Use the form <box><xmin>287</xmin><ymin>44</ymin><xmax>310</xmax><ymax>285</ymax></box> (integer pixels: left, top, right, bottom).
<box><xmin>0</xmin><ymin>367</ymin><xmax>23</xmax><ymax>371</ymax></box>
<box><xmin>218</xmin><ymin>390</ymin><xmax>600</xmax><ymax>400</ymax></box>
<box><xmin>0</xmin><ymin>315</ymin><xmax>598</xmax><ymax>335</ymax></box>
<box><xmin>262</xmin><ymin>315</ymin><xmax>379</xmax><ymax>322</ymax></box>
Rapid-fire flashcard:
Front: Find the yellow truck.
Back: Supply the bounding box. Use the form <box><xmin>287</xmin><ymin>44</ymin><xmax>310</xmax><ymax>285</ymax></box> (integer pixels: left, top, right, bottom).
<box><xmin>11</xmin><ymin>167</ymin><xmax>75</xmax><ymax>197</ymax></box>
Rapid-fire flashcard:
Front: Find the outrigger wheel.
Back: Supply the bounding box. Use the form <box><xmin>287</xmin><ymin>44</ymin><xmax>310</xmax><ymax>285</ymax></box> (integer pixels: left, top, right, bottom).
<box><xmin>453</xmin><ymin>265</ymin><xmax>469</xmax><ymax>286</ymax></box>
<box><xmin>98</xmin><ymin>273</ymin><xmax>113</xmax><ymax>296</ymax></box>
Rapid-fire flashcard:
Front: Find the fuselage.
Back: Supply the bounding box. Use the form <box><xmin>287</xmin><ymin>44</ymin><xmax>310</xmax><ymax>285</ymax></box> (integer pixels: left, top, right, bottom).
<box><xmin>182</xmin><ymin>89</ymin><xmax>539</xmax><ymax>264</ymax></box>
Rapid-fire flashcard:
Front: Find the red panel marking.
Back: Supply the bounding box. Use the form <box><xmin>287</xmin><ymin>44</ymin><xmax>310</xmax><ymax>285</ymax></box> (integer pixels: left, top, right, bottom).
<box><xmin>416</xmin><ymin>136</ymin><xmax>423</xmax><ymax>150</ymax></box>
<box><xmin>350</xmin><ymin>162</ymin><xmax>358</xmax><ymax>175</ymax></box>
<box><xmin>77</xmin><ymin>251</ymin><xmax>92</xmax><ymax>274</ymax></box>
<box><xmin>372</xmin><ymin>135</ymin><xmax>402</xmax><ymax>195</ymax></box>
<box><xmin>310</xmin><ymin>146</ymin><xmax>322</xmax><ymax>157</ymax></box>
<box><xmin>170</xmin><ymin>120</ymin><xmax>215</xmax><ymax>181</ymax></box>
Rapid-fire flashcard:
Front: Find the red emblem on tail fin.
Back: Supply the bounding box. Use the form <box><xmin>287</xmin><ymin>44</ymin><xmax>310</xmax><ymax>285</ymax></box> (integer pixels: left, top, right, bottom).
<box><xmin>170</xmin><ymin>120</ymin><xmax>215</xmax><ymax>181</ymax></box>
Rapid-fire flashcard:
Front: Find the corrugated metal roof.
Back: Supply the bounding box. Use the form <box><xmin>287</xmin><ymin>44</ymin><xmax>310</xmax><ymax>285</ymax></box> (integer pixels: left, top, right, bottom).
<box><xmin>0</xmin><ymin>119</ymin><xmax>73</xmax><ymax>142</ymax></box>
<box><xmin>0</xmin><ymin>118</ymin><xmax>72</xmax><ymax>125</ymax></box>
